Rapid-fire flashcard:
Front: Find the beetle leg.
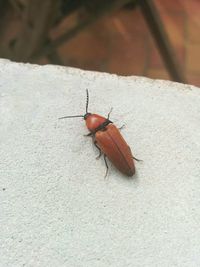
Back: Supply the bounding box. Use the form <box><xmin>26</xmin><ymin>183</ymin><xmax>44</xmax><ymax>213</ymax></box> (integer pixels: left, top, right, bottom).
<box><xmin>84</xmin><ymin>132</ymin><xmax>93</xmax><ymax>137</ymax></box>
<box><xmin>107</xmin><ymin>107</ymin><xmax>113</xmax><ymax>120</ymax></box>
<box><xmin>94</xmin><ymin>141</ymin><xmax>102</xmax><ymax>159</ymax></box>
<box><xmin>118</xmin><ymin>124</ymin><xmax>125</xmax><ymax>131</ymax></box>
<box><xmin>104</xmin><ymin>154</ymin><xmax>109</xmax><ymax>178</ymax></box>
<box><xmin>127</xmin><ymin>145</ymin><xmax>143</xmax><ymax>162</ymax></box>
<box><xmin>132</xmin><ymin>156</ymin><xmax>143</xmax><ymax>162</ymax></box>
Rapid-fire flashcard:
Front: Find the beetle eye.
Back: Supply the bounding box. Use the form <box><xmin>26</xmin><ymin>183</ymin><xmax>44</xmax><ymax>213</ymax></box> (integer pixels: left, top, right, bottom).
<box><xmin>84</xmin><ymin>113</ymin><xmax>91</xmax><ymax>120</ymax></box>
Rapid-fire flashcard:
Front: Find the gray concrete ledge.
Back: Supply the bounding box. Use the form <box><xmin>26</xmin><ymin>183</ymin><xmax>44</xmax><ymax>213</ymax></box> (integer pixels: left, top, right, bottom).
<box><xmin>0</xmin><ymin>59</ymin><xmax>200</xmax><ymax>267</ymax></box>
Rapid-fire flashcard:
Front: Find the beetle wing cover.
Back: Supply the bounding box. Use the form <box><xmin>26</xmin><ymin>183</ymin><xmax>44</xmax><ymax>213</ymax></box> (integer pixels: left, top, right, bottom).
<box><xmin>95</xmin><ymin>124</ymin><xmax>135</xmax><ymax>176</ymax></box>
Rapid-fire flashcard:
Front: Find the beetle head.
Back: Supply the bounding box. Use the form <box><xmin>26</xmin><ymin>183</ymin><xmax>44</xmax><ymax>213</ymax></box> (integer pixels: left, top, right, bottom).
<box><xmin>83</xmin><ymin>112</ymin><xmax>91</xmax><ymax>120</ymax></box>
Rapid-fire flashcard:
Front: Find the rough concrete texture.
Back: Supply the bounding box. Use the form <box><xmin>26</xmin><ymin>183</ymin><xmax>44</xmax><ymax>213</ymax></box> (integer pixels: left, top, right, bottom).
<box><xmin>0</xmin><ymin>59</ymin><xmax>200</xmax><ymax>267</ymax></box>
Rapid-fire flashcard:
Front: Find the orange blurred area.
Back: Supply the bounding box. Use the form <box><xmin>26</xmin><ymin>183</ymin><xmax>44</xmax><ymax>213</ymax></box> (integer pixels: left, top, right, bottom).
<box><xmin>1</xmin><ymin>0</ymin><xmax>200</xmax><ymax>87</ymax></box>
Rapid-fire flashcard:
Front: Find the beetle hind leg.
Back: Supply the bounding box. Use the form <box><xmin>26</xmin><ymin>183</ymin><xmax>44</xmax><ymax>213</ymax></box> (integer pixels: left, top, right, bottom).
<box><xmin>132</xmin><ymin>156</ymin><xmax>143</xmax><ymax>162</ymax></box>
<box><xmin>104</xmin><ymin>154</ymin><xmax>109</xmax><ymax>178</ymax></box>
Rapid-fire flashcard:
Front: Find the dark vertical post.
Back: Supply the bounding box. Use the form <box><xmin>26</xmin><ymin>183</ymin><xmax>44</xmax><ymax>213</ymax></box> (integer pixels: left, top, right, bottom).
<box><xmin>140</xmin><ymin>0</ymin><xmax>186</xmax><ymax>83</ymax></box>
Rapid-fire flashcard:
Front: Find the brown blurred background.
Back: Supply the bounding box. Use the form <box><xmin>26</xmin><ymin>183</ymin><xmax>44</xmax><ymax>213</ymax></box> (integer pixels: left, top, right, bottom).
<box><xmin>0</xmin><ymin>0</ymin><xmax>200</xmax><ymax>86</ymax></box>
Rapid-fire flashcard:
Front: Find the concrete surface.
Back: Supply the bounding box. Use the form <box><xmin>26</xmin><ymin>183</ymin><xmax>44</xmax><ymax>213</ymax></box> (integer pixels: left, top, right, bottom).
<box><xmin>0</xmin><ymin>59</ymin><xmax>200</xmax><ymax>267</ymax></box>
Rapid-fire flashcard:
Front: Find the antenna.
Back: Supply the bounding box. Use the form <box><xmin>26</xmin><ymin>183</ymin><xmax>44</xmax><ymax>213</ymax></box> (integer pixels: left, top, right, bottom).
<box><xmin>86</xmin><ymin>89</ymin><xmax>89</xmax><ymax>113</ymax></box>
<box><xmin>59</xmin><ymin>115</ymin><xmax>84</xmax><ymax>119</ymax></box>
<box><xmin>59</xmin><ymin>89</ymin><xmax>90</xmax><ymax>119</ymax></box>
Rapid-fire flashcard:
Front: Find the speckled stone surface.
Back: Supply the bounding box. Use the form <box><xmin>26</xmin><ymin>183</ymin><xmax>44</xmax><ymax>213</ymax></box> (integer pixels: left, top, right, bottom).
<box><xmin>0</xmin><ymin>59</ymin><xmax>200</xmax><ymax>267</ymax></box>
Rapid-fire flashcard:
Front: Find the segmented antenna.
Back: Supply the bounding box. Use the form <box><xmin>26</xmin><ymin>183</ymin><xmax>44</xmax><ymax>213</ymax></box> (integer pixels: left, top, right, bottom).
<box><xmin>59</xmin><ymin>115</ymin><xmax>83</xmax><ymax>119</ymax></box>
<box><xmin>59</xmin><ymin>89</ymin><xmax>89</xmax><ymax>119</ymax></box>
<box><xmin>86</xmin><ymin>89</ymin><xmax>89</xmax><ymax>113</ymax></box>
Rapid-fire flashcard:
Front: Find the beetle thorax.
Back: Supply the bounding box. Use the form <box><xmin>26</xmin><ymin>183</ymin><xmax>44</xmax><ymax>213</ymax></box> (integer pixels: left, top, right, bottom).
<box><xmin>85</xmin><ymin>114</ymin><xmax>107</xmax><ymax>132</ymax></box>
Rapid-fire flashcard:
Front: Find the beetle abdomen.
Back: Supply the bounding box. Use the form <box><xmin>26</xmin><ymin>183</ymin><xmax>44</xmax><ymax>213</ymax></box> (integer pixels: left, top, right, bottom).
<box><xmin>95</xmin><ymin>124</ymin><xmax>135</xmax><ymax>176</ymax></box>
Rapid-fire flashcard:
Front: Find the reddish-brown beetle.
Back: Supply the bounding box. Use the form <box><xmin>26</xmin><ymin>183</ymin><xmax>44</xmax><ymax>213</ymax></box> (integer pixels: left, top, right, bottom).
<box><xmin>60</xmin><ymin>90</ymin><xmax>139</xmax><ymax>176</ymax></box>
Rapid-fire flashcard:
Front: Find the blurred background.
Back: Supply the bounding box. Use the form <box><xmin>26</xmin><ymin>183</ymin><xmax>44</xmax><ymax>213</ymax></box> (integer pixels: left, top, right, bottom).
<box><xmin>0</xmin><ymin>0</ymin><xmax>199</xmax><ymax>86</ymax></box>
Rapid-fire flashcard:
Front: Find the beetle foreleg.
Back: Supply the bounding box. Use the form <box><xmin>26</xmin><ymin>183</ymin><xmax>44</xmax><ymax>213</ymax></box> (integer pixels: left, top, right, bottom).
<box><xmin>107</xmin><ymin>107</ymin><xmax>113</xmax><ymax>120</ymax></box>
<box><xmin>104</xmin><ymin>154</ymin><xmax>109</xmax><ymax>178</ymax></box>
<box><xmin>84</xmin><ymin>132</ymin><xmax>93</xmax><ymax>137</ymax></box>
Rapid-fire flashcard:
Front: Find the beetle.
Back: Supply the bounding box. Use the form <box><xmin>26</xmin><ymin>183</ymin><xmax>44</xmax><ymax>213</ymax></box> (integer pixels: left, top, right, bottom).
<box><xmin>59</xmin><ymin>90</ymin><xmax>139</xmax><ymax>176</ymax></box>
